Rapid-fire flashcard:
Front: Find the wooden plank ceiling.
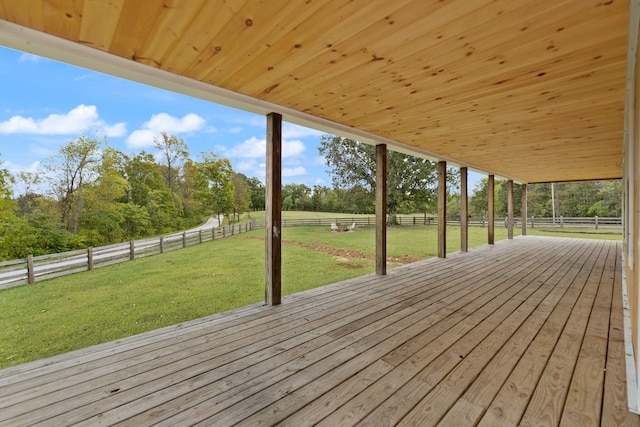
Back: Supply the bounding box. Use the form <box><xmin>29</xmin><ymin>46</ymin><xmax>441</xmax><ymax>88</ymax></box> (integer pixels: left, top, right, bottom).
<box><xmin>0</xmin><ymin>0</ymin><xmax>629</xmax><ymax>183</ymax></box>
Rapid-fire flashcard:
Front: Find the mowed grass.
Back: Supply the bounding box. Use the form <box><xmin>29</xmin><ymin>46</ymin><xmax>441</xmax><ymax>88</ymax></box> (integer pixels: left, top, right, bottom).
<box><xmin>0</xmin><ymin>223</ymin><xmax>619</xmax><ymax>368</ymax></box>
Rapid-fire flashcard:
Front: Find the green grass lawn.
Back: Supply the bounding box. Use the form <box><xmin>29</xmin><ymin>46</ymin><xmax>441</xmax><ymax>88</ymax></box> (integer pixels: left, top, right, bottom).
<box><xmin>0</xmin><ymin>223</ymin><xmax>619</xmax><ymax>368</ymax></box>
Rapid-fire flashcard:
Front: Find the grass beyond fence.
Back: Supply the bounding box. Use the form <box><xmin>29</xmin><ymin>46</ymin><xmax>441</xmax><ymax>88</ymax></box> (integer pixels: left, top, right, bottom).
<box><xmin>0</xmin><ymin>224</ymin><xmax>620</xmax><ymax>368</ymax></box>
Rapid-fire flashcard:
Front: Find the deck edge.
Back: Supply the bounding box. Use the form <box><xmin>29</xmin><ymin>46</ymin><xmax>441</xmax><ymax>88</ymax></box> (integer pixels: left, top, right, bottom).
<box><xmin>622</xmin><ymin>249</ymin><xmax>640</xmax><ymax>413</ymax></box>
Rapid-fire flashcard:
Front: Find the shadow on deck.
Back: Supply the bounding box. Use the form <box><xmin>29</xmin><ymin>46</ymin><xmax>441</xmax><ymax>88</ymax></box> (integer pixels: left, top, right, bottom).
<box><xmin>0</xmin><ymin>236</ymin><xmax>637</xmax><ymax>426</ymax></box>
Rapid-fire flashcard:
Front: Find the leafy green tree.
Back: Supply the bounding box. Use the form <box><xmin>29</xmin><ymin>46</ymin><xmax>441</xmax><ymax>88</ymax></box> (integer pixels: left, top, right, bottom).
<box><xmin>15</xmin><ymin>171</ymin><xmax>41</xmax><ymax>216</ymax></box>
<box><xmin>196</xmin><ymin>152</ymin><xmax>235</xmax><ymax>224</ymax></box>
<box><xmin>43</xmin><ymin>135</ymin><xmax>102</xmax><ymax>234</ymax></box>
<box><xmin>120</xmin><ymin>151</ymin><xmax>176</xmax><ymax>234</ymax></box>
<box><xmin>282</xmin><ymin>183</ymin><xmax>311</xmax><ymax>211</ymax></box>
<box><xmin>247</xmin><ymin>177</ymin><xmax>265</xmax><ymax>211</ymax></box>
<box><xmin>232</xmin><ymin>173</ymin><xmax>251</xmax><ymax>222</ymax></box>
<box><xmin>337</xmin><ymin>185</ymin><xmax>375</xmax><ymax>214</ymax></box>
<box><xmin>118</xmin><ymin>202</ymin><xmax>151</xmax><ymax>239</ymax></box>
<box><xmin>77</xmin><ymin>148</ymin><xmax>130</xmax><ymax>245</ymax></box>
<box><xmin>587</xmin><ymin>180</ymin><xmax>621</xmax><ymax>216</ymax></box>
<box><xmin>526</xmin><ymin>183</ymin><xmax>553</xmax><ymax>218</ymax></box>
<box><xmin>319</xmin><ymin>135</ymin><xmax>454</xmax><ymax>222</ymax></box>
<box><xmin>154</xmin><ymin>132</ymin><xmax>189</xmax><ymax>193</ymax></box>
<box><xmin>0</xmin><ymin>155</ymin><xmax>16</xmax><ymax>221</ymax></box>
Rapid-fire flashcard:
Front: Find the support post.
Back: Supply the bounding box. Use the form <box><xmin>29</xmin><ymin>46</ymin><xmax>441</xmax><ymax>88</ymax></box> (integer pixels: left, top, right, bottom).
<box><xmin>27</xmin><ymin>255</ymin><xmax>35</xmax><ymax>284</ymax></box>
<box><xmin>129</xmin><ymin>240</ymin><xmax>135</xmax><ymax>260</ymax></box>
<box><xmin>521</xmin><ymin>184</ymin><xmax>528</xmax><ymax>236</ymax></box>
<box><xmin>376</xmin><ymin>144</ymin><xmax>387</xmax><ymax>275</ymax></box>
<box><xmin>507</xmin><ymin>179</ymin><xmax>514</xmax><ymax>239</ymax></box>
<box><xmin>438</xmin><ymin>161</ymin><xmax>447</xmax><ymax>258</ymax></box>
<box><xmin>265</xmin><ymin>112</ymin><xmax>282</xmax><ymax>305</ymax></box>
<box><xmin>87</xmin><ymin>247</ymin><xmax>93</xmax><ymax>271</ymax></box>
<box><xmin>488</xmin><ymin>175</ymin><xmax>495</xmax><ymax>245</ymax></box>
<box><xmin>160</xmin><ymin>236</ymin><xmax>164</xmax><ymax>253</ymax></box>
<box><xmin>460</xmin><ymin>167</ymin><xmax>468</xmax><ymax>252</ymax></box>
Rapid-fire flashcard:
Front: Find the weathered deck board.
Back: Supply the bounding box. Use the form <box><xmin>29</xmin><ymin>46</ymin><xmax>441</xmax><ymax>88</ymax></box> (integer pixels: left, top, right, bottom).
<box><xmin>0</xmin><ymin>236</ymin><xmax>636</xmax><ymax>427</ymax></box>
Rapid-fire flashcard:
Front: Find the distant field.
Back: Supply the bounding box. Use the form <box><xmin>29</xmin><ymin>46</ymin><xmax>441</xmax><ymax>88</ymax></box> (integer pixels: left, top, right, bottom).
<box><xmin>526</xmin><ymin>227</ymin><xmax>621</xmax><ymax>240</ymax></box>
<box><xmin>0</xmin><ymin>220</ymin><xmax>619</xmax><ymax>368</ymax></box>
<box><xmin>241</xmin><ymin>210</ymin><xmax>440</xmax><ymax>222</ymax></box>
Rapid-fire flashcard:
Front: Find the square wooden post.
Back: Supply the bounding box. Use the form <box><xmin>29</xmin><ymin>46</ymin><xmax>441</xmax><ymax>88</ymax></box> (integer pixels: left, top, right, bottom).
<box><xmin>521</xmin><ymin>183</ymin><xmax>528</xmax><ymax>236</ymax></box>
<box><xmin>438</xmin><ymin>161</ymin><xmax>447</xmax><ymax>258</ymax></box>
<box><xmin>460</xmin><ymin>167</ymin><xmax>468</xmax><ymax>252</ymax></box>
<box><xmin>507</xmin><ymin>179</ymin><xmax>514</xmax><ymax>239</ymax></box>
<box><xmin>376</xmin><ymin>144</ymin><xmax>387</xmax><ymax>275</ymax></box>
<box><xmin>488</xmin><ymin>174</ymin><xmax>495</xmax><ymax>245</ymax></box>
<box><xmin>265</xmin><ymin>112</ymin><xmax>282</xmax><ymax>305</ymax></box>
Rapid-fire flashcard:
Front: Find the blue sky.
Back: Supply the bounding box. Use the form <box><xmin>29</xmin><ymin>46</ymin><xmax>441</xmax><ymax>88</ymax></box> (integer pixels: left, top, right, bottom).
<box><xmin>0</xmin><ymin>46</ymin><xmax>329</xmax><ymax>192</ymax></box>
<box><xmin>0</xmin><ymin>45</ymin><xmax>483</xmax><ymax>195</ymax></box>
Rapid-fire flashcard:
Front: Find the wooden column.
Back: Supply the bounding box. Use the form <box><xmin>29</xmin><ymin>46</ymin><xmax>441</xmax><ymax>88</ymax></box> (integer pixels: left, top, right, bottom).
<box><xmin>265</xmin><ymin>112</ymin><xmax>282</xmax><ymax>305</ymax></box>
<box><xmin>507</xmin><ymin>179</ymin><xmax>514</xmax><ymax>239</ymax></box>
<box><xmin>521</xmin><ymin>183</ymin><xmax>528</xmax><ymax>236</ymax></box>
<box><xmin>376</xmin><ymin>144</ymin><xmax>387</xmax><ymax>275</ymax></box>
<box><xmin>460</xmin><ymin>167</ymin><xmax>468</xmax><ymax>252</ymax></box>
<box><xmin>488</xmin><ymin>174</ymin><xmax>495</xmax><ymax>245</ymax></box>
<box><xmin>438</xmin><ymin>161</ymin><xmax>447</xmax><ymax>258</ymax></box>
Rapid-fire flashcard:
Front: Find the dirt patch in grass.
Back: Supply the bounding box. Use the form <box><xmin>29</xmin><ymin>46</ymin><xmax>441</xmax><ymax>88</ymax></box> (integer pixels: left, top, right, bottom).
<box><xmin>244</xmin><ymin>236</ymin><xmax>420</xmax><ymax>265</ymax></box>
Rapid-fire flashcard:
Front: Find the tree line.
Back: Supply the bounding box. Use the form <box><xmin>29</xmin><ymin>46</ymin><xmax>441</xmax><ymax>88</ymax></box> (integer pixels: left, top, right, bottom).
<box><xmin>0</xmin><ymin>134</ymin><xmax>621</xmax><ymax>260</ymax></box>
<box><xmin>0</xmin><ymin>133</ymin><xmax>266</xmax><ymax>260</ymax></box>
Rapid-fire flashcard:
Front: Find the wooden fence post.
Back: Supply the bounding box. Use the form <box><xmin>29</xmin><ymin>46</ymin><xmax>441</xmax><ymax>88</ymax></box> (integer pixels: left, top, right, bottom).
<box><xmin>595</xmin><ymin>216</ymin><xmax>599</xmax><ymax>230</ymax></box>
<box><xmin>223</xmin><ymin>227</ymin><xmax>226</xmax><ymax>238</ymax></box>
<box><xmin>199</xmin><ymin>229</ymin><xmax>203</xmax><ymax>244</ymax></box>
<box><xmin>129</xmin><ymin>241</ymin><xmax>135</xmax><ymax>260</ymax></box>
<box><xmin>87</xmin><ymin>247</ymin><xmax>94</xmax><ymax>270</ymax></box>
<box><xmin>27</xmin><ymin>255</ymin><xmax>35</xmax><ymax>284</ymax></box>
<box><xmin>160</xmin><ymin>236</ymin><xmax>164</xmax><ymax>253</ymax></box>
<box><xmin>182</xmin><ymin>232</ymin><xmax>187</xmax><ymax>248</ymax></box>
<box><xmin>560</xmin><ymin>216</ymin><xmax>564</xmax><ymax>228</ymax></box>
<box><xmin>212</xmin><ymin>228</ymin><xmax>215</xmax><ymax>240</ymax></box>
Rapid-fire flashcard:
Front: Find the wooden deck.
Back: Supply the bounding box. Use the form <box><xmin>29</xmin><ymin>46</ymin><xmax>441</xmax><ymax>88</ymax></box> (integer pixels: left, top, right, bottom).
<box><xmin>0</xmin><ymin>236</ymin><xmax>638</xmax><ymax>426</ymax></box>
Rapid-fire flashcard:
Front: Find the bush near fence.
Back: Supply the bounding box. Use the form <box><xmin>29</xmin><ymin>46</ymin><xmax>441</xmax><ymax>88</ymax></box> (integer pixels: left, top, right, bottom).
<box><xmin>0</xmin><ymin>216</ymin><xmax>621</xmax><ymax>289</ymax></box>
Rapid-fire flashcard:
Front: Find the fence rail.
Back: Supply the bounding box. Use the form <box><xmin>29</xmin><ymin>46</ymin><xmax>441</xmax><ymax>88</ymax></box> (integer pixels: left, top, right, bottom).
<box><xmin>0</xmin><ymin>221</ymin><xmax>259</xmax><ymax>290</ymax></box>
<box><xmin>0</xmin><ymin>216</ymin><xmax>621</xmax><ymax>290</ymax></box>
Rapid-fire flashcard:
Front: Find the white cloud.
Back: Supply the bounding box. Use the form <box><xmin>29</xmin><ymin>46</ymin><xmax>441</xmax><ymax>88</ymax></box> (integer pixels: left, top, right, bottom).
<box><xmin>282</xmin><ymin>123</ymin><xmax>323</xmax><ymax>139</ymax></box>
<box><xmin>19</xmin><ymin>53</ymin><xmax>39</xmax><ymax>63</ymax></box>
<box><xmin>126</xmin><ymin>112</ymin><xmax>206</xmax><ymax>148</ymax></box>
<box><xmin>313</xmin><ymin>155</ymin><xmax>326</xmax><ymax>164</ymax></box>
<box><xmin>231</xmin><ymin>116</ymin><xmax>263</xmax><ymax>127</ymax></box>
<box><xmin>126</xmin><ymin>129</ymin><xmax>157</xmax><ymax>149</ymax></box>
<box><xmin>236</xmin><ymin>160</ymin><xmax>259</xmax><ymax>172</ymax></box>
<box><xmin>104</xmin><ymin>122</ymin><xmax>127</xmax><ymax>137</ymax></box>
<box><xmin>144</xmin><ymin>112</ymin><xmax>205</xmax><ymax>133</ymax></box>
<box><xmin>5</xmin><ymin>160</ymin><xmax>40</xmax><ymax>174</ymax></box>
<box><xmin>315</xmin><ymin>177</ymin><xmax>326</xmax><ymax>185</ymax></box>
<box><xmin>0</xmin><ymin>104</ymin><xmax>126</xmax><ymax>137</ymax></box>
<box><xmin>283</xmin><ymin>167</ymin><xmax>307</xmax><ymax>177</ymax></box>
<box><xmin>226</xmin><ymin>136</ymin><xmax>306</xmax><ymax>160</ymax></box>
<box><xmin>283</xmin><ymin>139</ymin><xmax>305</xmax><ymax>158</ymax></box>
<box><xmin>227</xmin><ymin>136</ymin><xmax>264</xmax><ymax>158</ymax></box>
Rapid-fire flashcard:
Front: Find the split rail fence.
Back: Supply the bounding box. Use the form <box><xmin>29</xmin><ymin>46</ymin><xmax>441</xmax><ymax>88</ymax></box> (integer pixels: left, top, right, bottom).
<box><xmin>0</xmin><ymin>216</ymin><xmax>620</xmax><ymax>289</ymax></box>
